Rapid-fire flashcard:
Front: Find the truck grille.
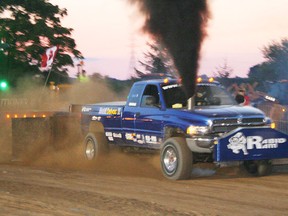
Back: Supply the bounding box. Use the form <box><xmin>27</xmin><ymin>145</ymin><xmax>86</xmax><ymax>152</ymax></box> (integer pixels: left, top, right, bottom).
<box><xmin>212</xmin><ymin>118</ymin><xmax>265</xmax><ymax>134</ymax></box>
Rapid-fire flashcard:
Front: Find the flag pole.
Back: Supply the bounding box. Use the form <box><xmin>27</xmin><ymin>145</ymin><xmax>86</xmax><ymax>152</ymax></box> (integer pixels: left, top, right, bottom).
<box><xmin>43</xmin><ymin>65</ymin><xmax>53</xmax><ymax>89</ymax></box>
<box><xmin>41</xmin><ymin>66</ymin><xmax>54</xmax><ymax>97</ymax></box>
<box><xmin>41</xmin><ymin>45</ymin><xmax>58</xmax><ymax>93</ymax></box>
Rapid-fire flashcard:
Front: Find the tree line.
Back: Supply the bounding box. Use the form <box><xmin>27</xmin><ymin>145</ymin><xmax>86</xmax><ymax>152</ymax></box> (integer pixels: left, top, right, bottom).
<box><xmin>1</xmin><ymin>1</ymin><xmax>287</xmax><ymax>96</ymax></box>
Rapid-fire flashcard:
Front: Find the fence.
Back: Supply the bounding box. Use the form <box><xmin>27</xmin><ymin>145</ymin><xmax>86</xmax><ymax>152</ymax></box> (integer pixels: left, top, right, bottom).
<box><xmin>257</xmin><ymin>102</ymin><xmax>288</xmax><ymax>134</ymax></box>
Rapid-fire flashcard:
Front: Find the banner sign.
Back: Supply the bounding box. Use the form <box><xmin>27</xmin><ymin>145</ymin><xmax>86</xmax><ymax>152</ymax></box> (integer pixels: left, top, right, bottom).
<box><xmin>215</xmin><ymin>127</ymin><xmax>288</xmax><ymax>162</ymax></box>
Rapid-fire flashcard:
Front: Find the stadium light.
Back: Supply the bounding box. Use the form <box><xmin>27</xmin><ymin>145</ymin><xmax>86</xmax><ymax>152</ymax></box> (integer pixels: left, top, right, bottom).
<box><xmin>0</xmin><ymin>80</ymin><xmax>9</xmax><ymax>91</ymax></box>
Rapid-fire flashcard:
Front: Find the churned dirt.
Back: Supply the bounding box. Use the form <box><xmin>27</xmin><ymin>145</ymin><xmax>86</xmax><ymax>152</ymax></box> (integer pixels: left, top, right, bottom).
<box><xmin>1</xmin><ymin>83</ymin><xmax>287</xmax><ymax>215</ymax></box>
<box><xmin>0</xmin><ymin>143</ymin><xmax>288</xmax><ymax>216</ymax></box>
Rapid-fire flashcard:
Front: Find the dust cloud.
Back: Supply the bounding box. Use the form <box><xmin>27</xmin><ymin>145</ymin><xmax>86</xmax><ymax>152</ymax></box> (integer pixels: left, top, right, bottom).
<box><xmin>30</xmin><ymin>146</ymin><xmax>162</xmax><ymax>179</ymax></box>
<box><xmin>8</xmin><ymin>77</ymin><xmax>125</xmax><ymax>111</ymax></box>
<box><xmin>0</xmin><ymin>79</ymin><xmax>138</xmax><ymax>169</ymax></box>
<box><xmin>0</xmin><ymin>78</ymin><xmax>163</xmax><ymax>179</ymax></box>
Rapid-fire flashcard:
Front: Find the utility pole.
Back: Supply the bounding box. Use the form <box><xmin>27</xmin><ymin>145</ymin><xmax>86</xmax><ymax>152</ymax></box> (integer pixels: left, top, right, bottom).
<box><xmin>127</xmin><ymin>33</ymin><xmax>140</xmax><ymax>79</ymax></box>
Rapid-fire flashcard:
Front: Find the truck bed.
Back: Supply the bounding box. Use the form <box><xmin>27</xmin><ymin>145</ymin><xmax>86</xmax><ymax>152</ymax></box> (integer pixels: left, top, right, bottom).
<box><xmin>89</xmin><ymin>101</ymin><xmax>126</xmax><ymax>106</ymax></box>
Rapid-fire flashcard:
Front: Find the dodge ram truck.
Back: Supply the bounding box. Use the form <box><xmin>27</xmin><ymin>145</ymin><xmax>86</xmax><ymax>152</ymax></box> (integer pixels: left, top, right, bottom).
<box><xmin>81</xmin><ymin>78</ymin><xmax>288</xmax><ymax>180</ymax></box>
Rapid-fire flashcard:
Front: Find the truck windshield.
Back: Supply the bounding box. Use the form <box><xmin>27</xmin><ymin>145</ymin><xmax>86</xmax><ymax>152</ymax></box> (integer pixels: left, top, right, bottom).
<box><xmin>162</xmin><ymin>83</ymin><xmax>236</xmax><ymax>108</ymax></box>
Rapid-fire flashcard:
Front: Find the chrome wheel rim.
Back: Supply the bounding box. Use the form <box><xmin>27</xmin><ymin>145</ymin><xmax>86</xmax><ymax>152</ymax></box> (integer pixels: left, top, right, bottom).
<box><xmin>163</xmin><ymin>147</ymin><xmax>177</xmax><ymax>173</ymax></box>
<box><xmin>85</xmin><ymin>139</ymin><xmax>95</xmax><ymax>160</ymax></box>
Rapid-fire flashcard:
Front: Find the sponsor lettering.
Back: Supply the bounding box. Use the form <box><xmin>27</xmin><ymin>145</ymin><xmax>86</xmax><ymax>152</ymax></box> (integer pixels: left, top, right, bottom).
<box><xmin>128</xmin><ymin>102</ymin><xmax>137</xmax><ymax>107</ymax></box>
<box><xmin>227</xmin><ymin>132</ymin><xmax>286</xmax><ymax>155</ymax></box>
<box><xmin>99</xmin><ymin>107</ymin><xmax>121</xmax><ymax>115</ymax></box>
<box><xmin>82</xmin><ymin>107</ymin><xmax>92</xmax><ymax>112</ymax></box>
<box><xmin>92</xmin><ymin>116</ymin><xmax>101</xmax><ymax>121</ymax></box>
<box><xmin>105</xmin><ymin>132</ymin><xmax>113</xmax><ymax>137</ymax></box>
<box><xmin>162</xmin><ymin>84</ymin><xmax>179</xmax><ymax>90</ymax></box>
<box><xmin>125</xmin><ymin>133</ymin><xmax>134</xmax><ymax>140</ymax></box>
<box><xmin>145</xmin><ymin>135</ymin><xmax>158</xmax><ymax>144</ymax></box>
<box><xmin>113</xmin><ymin>133</ymin><xmax>122</xmax><ymax>138</ymax></box>
<box><xmin>124</xmin><ymin>133</ymin><xmax>159</xmax><ymax>145</ymax></box>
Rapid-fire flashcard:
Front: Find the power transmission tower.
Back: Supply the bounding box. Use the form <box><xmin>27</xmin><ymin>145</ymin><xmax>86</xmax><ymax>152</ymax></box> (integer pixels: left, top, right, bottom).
<box><xmin>127</xmin><ymin>33</ymin><xmax>137</xmax><ymax>78</ymax></box>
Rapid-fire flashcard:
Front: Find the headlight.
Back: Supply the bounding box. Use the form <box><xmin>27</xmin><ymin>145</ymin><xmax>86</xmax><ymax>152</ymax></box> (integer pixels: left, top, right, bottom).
<box><xmin>264</xmin><ymin>117</ymin><xmax>276</xmax><ymax>129</ymax></box>
<box><xmin>264</xmin><ymin>117</ymin><xmax>272</xmax><ymax>124</ymax></box>
<box><xmin>186</xmin><ymin>125</ymin><xmax>210</xmax><ymax>135</ymax></box>
<box><xmin>270</xmin><ymin>122</ymin><xmax>276</xmax><ymax>129</ymax></box>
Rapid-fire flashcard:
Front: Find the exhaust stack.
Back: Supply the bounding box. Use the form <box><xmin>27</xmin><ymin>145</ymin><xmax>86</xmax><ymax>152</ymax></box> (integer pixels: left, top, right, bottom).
<box><xmin>129</xmin><ymin>0</ymin><xmax>210</xmax><ymax>99</ymax></box>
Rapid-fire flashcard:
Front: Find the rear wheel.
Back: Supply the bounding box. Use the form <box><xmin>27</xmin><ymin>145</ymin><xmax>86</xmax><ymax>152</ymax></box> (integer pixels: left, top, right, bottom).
<box><xmin>160</xmin><ymin>137</ymin><xmax>192</xmax><ymax>180</ymax></box>
<box><xmin>242</xmin><ymin>160</ymin><xmax>272</xmax><ymax>176</ymax></box>
<box><xmin>84</xmin><ymin>132</ymin><xmax>108</xmax><ymax>160</ymax></box>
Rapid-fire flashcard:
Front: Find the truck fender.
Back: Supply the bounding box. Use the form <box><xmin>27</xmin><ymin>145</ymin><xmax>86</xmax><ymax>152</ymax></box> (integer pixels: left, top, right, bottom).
<box><xmin>84</xmin><ymin>132</ymin><xmax>109</xmax><ymax>160</ymax></box>
<box><xmin>84</xmin><ymin>121</ymin><xmax>108</xmax><ymax>160</ymax></box>
<box><xmin>88</xmin><ymin>121</ymin><xmax>105</xmax><ymax>134</ymax></box>
<box><xmin>164</xmin><ymin>126</ymin><xmax>186</xmax><ymax>140</ymax></box>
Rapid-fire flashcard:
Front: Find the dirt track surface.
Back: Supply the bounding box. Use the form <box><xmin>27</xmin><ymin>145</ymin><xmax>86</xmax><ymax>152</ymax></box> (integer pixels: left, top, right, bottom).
<box><xmin>1</xmin><ymin>148</ymin><xmax>288</xmax><ymax>216</ymax></box>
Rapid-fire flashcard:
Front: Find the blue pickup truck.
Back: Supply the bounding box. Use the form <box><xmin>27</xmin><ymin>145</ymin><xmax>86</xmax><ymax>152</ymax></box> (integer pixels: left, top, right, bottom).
<box><xmin>81</xmin><ymin>78</ymin><xmax>288</xmax><ymax>180</ymax></box>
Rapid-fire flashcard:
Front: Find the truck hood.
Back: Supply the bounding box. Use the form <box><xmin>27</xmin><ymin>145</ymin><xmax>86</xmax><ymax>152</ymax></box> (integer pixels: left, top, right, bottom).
<box><xmin>189</xmin><ymin>105</ymin><xmax>265</xmax><ymax>118</ymax></box>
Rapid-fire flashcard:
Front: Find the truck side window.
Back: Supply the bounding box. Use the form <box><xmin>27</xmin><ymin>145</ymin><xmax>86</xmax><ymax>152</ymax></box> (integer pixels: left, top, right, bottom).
<box><xmin>162</xmin><ymin>84</ymin><xmax>187</xmax><ymax>108</ymax></box>
<box><xmin>141</xmin><ymin>85</ymin><xmax>160</xmax><ymax>108</ymax></box>
<box><xmin>127</xmin><ymin>84</ymin><xmax>144</xmax><ymax>107</ymax></box>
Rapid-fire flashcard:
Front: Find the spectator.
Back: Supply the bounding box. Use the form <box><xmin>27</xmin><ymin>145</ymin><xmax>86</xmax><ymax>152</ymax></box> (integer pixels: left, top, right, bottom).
<box><xmin>235</xmin><ymin>89</ymin><xmax>245</xmax><ymax>105</ymax></box>
<box><xmin>235</xmin><ymin>88</ymin><xmax>250</xmax><ymax>105</ymax></box>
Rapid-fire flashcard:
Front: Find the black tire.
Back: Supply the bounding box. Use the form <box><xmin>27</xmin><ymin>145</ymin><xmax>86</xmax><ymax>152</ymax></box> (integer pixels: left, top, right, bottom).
<box><xmin>84</xmin><ymin>132</ymin><xmax>108</xmax><ymax>160</ymax></box>
<box><xmin>242</xmin><ymin>160</ymin><xmax>272</xmax><ymax>176</ymax></box>
<box><xmin>160</xmin><ymin>137</ymin><xmax>192</xmax><ymax>180</ymax></box>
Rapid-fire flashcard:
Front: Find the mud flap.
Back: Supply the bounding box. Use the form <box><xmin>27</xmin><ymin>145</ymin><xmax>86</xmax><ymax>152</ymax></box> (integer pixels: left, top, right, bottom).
<box><xmin>215</xmin><ymin>127</ymin><xmax>288</xmax><ymax>162</ymax></box>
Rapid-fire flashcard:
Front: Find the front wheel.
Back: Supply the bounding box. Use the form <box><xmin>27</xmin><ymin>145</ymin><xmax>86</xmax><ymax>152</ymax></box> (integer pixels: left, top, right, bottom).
<box><xmin>84</xmin><ymin>132</ymin><xmax>108</xmax><ymax>160</ymax></box>
<box><xmin>160</xmin><ymin>137</ymin><xmax>192</xmax><ymax>180</ymax></box>
<box><xmin>242</xmin><ymin>160</ymin><xmax>272</xmax><ymax>176</ymax></box>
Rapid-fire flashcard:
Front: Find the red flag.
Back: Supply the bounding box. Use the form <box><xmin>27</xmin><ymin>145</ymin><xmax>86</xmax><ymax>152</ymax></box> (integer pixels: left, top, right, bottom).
<box><xmin>41</xmin><ymin>46</ymin><xmax>58</xmax><ymax>70</ymax></box>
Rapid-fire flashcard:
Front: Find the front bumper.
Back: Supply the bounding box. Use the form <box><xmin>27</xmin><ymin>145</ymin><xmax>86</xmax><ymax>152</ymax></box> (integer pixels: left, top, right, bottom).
<box><xmin>215</xmin><ymin>127</ymin><xmax>288</xmax><ymax>162</ymax></box>
<box><xmin>186</xmin><ymin>136</ymin><xmax>217</xmax><ymax>153</ymax></box>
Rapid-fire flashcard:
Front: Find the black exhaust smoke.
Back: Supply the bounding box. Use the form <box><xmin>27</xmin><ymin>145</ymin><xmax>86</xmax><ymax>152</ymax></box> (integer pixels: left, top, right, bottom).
<box><xmin>129</xmin><ymin>0</ymin><xmax>210</xmax><ymax>98</ymax></box>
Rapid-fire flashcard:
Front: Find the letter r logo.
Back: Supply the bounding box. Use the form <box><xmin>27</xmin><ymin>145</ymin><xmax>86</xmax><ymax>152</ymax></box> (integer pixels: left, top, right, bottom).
<box><xmin>247</xmin><ymin>136</ymin><xmax>263</xmax><ymax>149</ymax></box>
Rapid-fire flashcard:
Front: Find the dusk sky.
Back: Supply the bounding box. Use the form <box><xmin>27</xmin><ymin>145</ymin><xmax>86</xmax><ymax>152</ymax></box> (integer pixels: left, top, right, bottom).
<box><xmin>50</xmin><ymin>0</ymin><xmax>288</xmax><ymax>79</ymax></box>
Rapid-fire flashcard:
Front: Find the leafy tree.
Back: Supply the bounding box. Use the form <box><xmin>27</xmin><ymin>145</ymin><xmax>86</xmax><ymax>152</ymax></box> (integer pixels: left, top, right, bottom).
<box><xmin>213</xmin><ymin>59</ymin><xmax>233</xmax><ymax>79</ymax></box>
<box><xmin>248</xmin><ymin>38</ymin><xmax>288</xmax><ymax>82</ymax></box>
<box><xmin>0</xmin><ymin>0</ymin><xmax>82</xmax><ymax>87</ymax></box>
<box><xmin>211</xmin><ymin>59</ymin><xmax>234</xmax><ymax>88</ymax></box>
<box><xmin>134</xmin><ymin>40</ymin><xmax>176</xmax><ymax>79</ymax></box>
<box><xmin>262</xmin><ymin>38</ymin><xmax>288</xmax><ymax>80</ymax></box>
<box><xmin>248</xmin><ymin>63</ymin><xmax>277</xmax><ymax>82</ymax></box>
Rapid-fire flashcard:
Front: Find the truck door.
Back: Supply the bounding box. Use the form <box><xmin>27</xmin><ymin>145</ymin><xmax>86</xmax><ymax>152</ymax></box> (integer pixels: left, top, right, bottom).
<box><xmin>134</xmin><ymin>84</ymin><xmax>163</xmax><ymax>148</ymax></box>
<box><xmin>122</xmin><ymin>83</ymin><xmax>144</xmax><ymax>145</ymax></box>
